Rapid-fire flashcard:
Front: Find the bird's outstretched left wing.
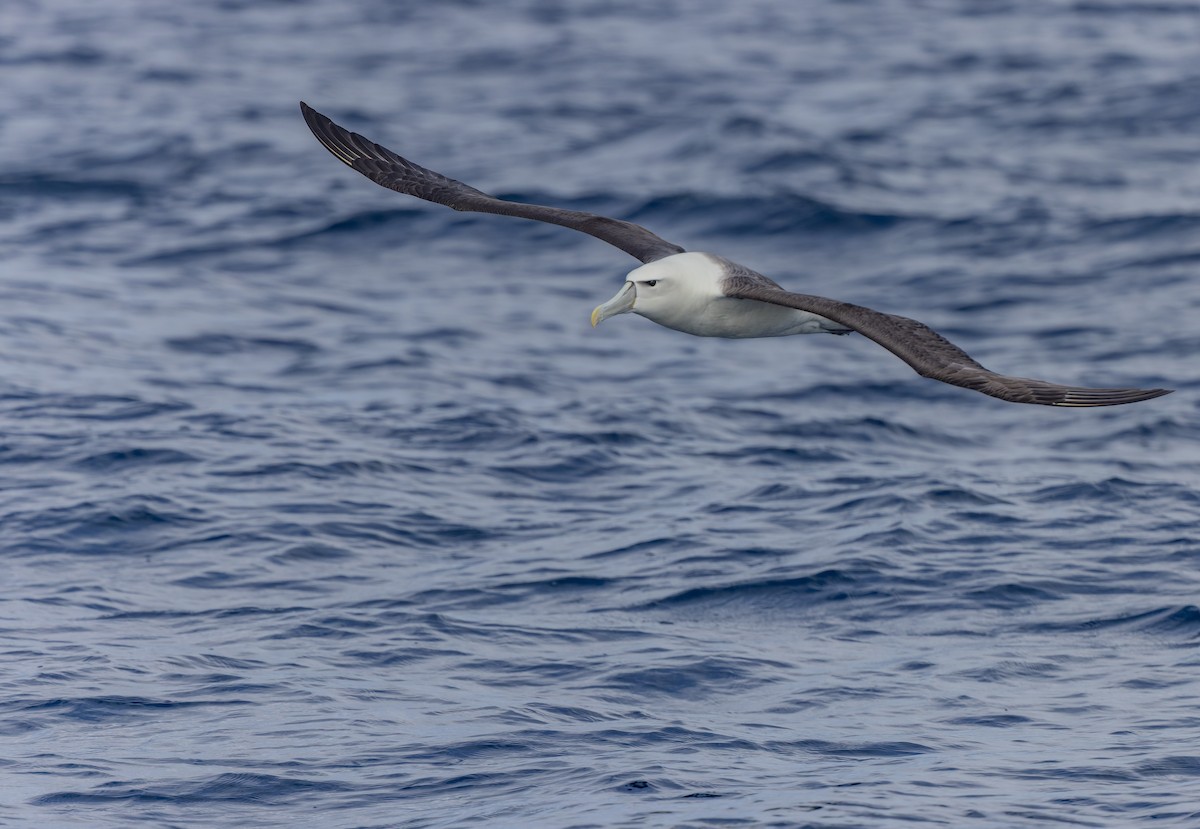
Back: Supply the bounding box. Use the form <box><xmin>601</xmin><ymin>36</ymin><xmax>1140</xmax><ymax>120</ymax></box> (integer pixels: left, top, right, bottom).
<box><xmin>301</xmin><ymin>102</ymin><xmax>685</xmax><ymax>264</ymax></box>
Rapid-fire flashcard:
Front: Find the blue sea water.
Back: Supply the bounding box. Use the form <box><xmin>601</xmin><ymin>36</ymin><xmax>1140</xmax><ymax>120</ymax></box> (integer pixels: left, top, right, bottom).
<box><xmin>3</xmin><ymin>0</ymin><xmax>1200</xmax><ymax>825</ymax></box>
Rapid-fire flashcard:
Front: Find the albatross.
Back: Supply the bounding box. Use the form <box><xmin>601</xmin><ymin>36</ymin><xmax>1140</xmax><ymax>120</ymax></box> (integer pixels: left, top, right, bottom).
<box><xmin>300</xmin><ymin>102</ymin><xmax>1170</xmax><ymax>407</ymax></box>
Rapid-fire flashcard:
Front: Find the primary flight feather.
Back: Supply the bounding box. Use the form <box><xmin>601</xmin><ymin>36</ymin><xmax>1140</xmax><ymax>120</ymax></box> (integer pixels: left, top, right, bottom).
<box><xmin>301</xmin><ymin>102</ymin><xmax>1170</xmax><ymax>407</ymax></box>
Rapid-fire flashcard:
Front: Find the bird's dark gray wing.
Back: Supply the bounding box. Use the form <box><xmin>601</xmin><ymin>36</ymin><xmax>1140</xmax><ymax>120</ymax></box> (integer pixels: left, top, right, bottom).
<box><xmin>300</xmin><ymin>102</ymin><xmax>685</xmax><ymax>264</ymax></box>
<box><xmin>724</xmin><ymin>278</ymin><xmax>1171</xmax><ymax>407</ymax></box>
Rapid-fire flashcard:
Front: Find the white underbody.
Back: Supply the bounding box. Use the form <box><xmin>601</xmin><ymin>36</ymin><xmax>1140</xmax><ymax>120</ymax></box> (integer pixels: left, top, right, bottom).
<box><xmin>656</xmin><ymin>294</ymin><xmax>837</xmax><ymax>338</ymax></box>
<box><xmin>625</xmin><ymin>252</ymin><xmax>844</xmax><ymax>338</ymax></box>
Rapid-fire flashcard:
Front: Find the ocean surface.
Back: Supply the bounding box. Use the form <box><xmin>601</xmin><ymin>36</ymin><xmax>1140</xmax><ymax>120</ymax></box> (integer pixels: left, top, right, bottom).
<box><xmin>3</xmin><ymin>1</ymin><xmax>1200</xmax><ymax>826</ymax></box>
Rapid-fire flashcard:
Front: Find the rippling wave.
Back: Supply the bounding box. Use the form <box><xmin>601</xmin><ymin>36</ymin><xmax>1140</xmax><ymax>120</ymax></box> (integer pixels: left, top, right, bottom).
<box><xmin>3</xmin><ymin>0</ymin><xmax>1200</xmax><ymax>826</ymax></box>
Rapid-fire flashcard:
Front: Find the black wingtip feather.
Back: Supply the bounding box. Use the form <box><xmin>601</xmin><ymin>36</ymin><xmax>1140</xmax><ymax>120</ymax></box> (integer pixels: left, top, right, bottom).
<box><xmin>1051</xmin><ymin>387</ymin><xmax>1173</xmax><ymax>408</ymax></box>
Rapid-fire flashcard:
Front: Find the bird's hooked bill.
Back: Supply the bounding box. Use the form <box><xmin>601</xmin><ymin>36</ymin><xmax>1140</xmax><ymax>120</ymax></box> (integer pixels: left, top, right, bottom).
<box><xmin>591</xmin><ymin>282</ymin><xmax>637</xmax><ymax>328</ymax></box>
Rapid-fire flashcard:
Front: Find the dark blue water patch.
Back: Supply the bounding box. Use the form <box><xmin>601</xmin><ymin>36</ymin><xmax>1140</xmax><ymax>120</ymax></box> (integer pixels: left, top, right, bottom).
<box><xmin>284</xmin><ymin>206</ymin><xmax>435</xmax><ymax>241</ymax></box>
<box><xmin>174</xmin><ymin>411</ymin><xmax>276</xmax><ymax>440</ymax></box>
<box><xmin>492</xmin><ymin>449</ymin><xmax>624</xmax><ymax>485</ymax></box>
<box><xmin>354</xmin><ymin>765</ymin><xmax>580</xmax><ymax>806</ymax></box>
<box><xmin>0</xmin><ymin>718</ymin><xmax>49</xmax><ymax>737</ymax></box>
<box><xmin>312</xmin><ymin>513</ymin><xmax>493</xmax><ymax>549</ymax></box>
<box><xmin>941</xmin><ymin>714</ymin><xmax>1033</xmax><ymax>728</ymax></box>
<box><xmin>490</xmin><ymin>574</ymin><xmax>616</xmax><ymax>598</ymax></box>
<box><xmin>1133</xmin><ymin>605</ymin><xmax>1200</xmax><ymax>639</ymax></box>
<box><xmin>669</xmin><ymin>545</ymin><xmax>797</xmax><ymax>567</ymax></box>
<box><xmin>163</xmin><ymin>654</ymin><xmax>268</xmax><ymax>672</ymax></box>
<box><xmin>502</xmin><ymin>703</ymin><xmax>626</xmax><ymax>726</ymax></box>
<box><xmin>700</xmin><ymin>444</ymin><xmax>847</xmax><ymax>465</ymax></box>
<box><xmin>102</xmin><ymin>605</ymin><xmax>311</xmax><ymax>625</ymax></box>
<box><xmin>737</xmin><ymin>482</ymin><xmax>822</xmax><ymax>503</ymax></box>
<box><xmin>370</xmin><ymin>411</ymin><xmax>541</xmax><ymax>453</ymax></box>
<box><xmin>266</xmin><ymin>621</ymin><xmax>373</xmax><ymax>642</ymax></box>
<box><xmin>627</xmin><ymin>192</ymin><xmax>910</xmax><ymax>237</ymax></box>
<box><xmin>743</xmin><ymin>147</ymin><xmax>851</xmax><ymax>175</ymax></box>
<box><xmin>332</xmin><ymin>646</ymin><xmax>468</xmax><ymax>669</ymax></box>
<box><xmin>0</xmin><ymin>44</ymin><xmax>108</xmax><ymax>67</ymax></box>
<box><xmin>1080</xmin><ymin>211</ymin><xmax>1200</xmax><ymax>243</ymax></box>
<box><xmin>1010</xmin><ymin>764</ymin><xmax>1139</xmax><ymax>783</ymax></box>
<box><xmin>1018</xmin><ymin>606</ymin><xmax>1195</xmax><ymax>637</ymax></box>
<box><xmin>1071</xmin><ymin>1</ymin><xmax>1200</xmax><ymax>16</ymax></box>
<box><xmin>751</xmin><ymin>414</ymin><xmax>984</xmax><ymax>450</ymax></box>
<box><xmin>566</xmin><ymin>725</ymin><xmax>762</xmax><ymax>757</ymax></box>
<box><xmin>26</xmin><ymin>139</ymin><xmax>203</xmax><ymax>200</ymax></box>
<box><xmin>123</xmin><ymin>205</ymin><xmax>441</xmax><ymax>266</ymax></box>
<box><xmin>962</xmin><ymin>582</ymin><xmax>1062</xmax><ymax>610</ymax></box>
<box><xmin>765</xmin><ymin>680</ymin><xmax>899</xmax><ymax>715</ymax></box>
<box><xmin>59</xmin><ymin>498</ymin><xmax>204</xmax><ymax>536</ymax></box>
<box><xmin>417</xmin><ymin>613</ymin><xmax>654</xmax><ymax>648</ymax></box>
<box><xmin>1134</xmin><ymin>756</ymin><xmax>1200</xmax><ymax>778</ymax></box>
<box><xmin>449</xmin><ymin>657</ymin><xmax>596</xmax><ymax>688</ymax></box>
<box><xmin>0</xmin><ymin>438</ymin><xmax>80</xmax><ymax>467</ymax></box>
<box><xmin>761</xmin><ymin>738</ymin><xmax>935</xmax><ymax>759</ymax></box>
<box><xmin>330</xmin><ymin>353</ymin><xmax>429</xmax><ymax>375</ymax></box>
<box><xmin>1052</xmin><ymin>416</ymin><xmax>1200</xmax><ymax>452</ymax></box>
<box><xmin>395</xmin><ymin>575</ymin><xmax>619</xmax><ymax>614</ymax></box>
<box><xmin>2</xmin><ymin>394</ymin><xmax>192</xmax><ymax>422</ymax></box>
<box><xmin>209</xmin><ymin>458</ymin><xmax>433</xmax><ymax>481</ymax></box>
<box><xmin>1100</xmin><ymin>247</ymin><xmax>1200</xmax><ymax>276</ymax></box>
<box><xmin>139</xmin><ymin>66</ymin><xmax>199</xmax><ymax>84</ymax></box>
<box><xmin>9</xmin><ymin>695</ymin><xmax>249</xmax><ymax>724</ymax></box>
<box><xmin>1</xmin><ymin>495</ymin><xmax>208</xmax><ymax>557</ymax></box>
<box><xmin>71</xmin><ymin>447</ymin><xmax>199</xmax><ymax>472</ymax></box>
<box><xmin>1029</xmin><ymin>478</ymin><xmax>1196</xmax><ymax>506</ymax></box>
<box><xmin>1118</xmin><ymin>675</ymin><xmax>1191</xmax><ymax>690</ymax></box>
<box><xmin>165</xmin><ymin>333</ymin><xmax>321</xmax><ymax>358</ymax></box>
<box><xmin>1096</xmin><ymin>334</ymin><xmax>1200</xmax><ymax>363</ymax></box>
<box><xmin>405</xmin><ymin>737</ymin><xmax>544</xmax><ymax>766</ymax></box>
<box><xmin>945</xmin><ymin>293</ymin><xmax>1035</xmax><ymax>316</ymax></box>
<box><xmin>0</xmin><ymin>176</ymin><xmax>148</xmax><ymax>214</ymax></box>
<box><xmin>680</xmin><ymin>791</ymin><xmax>724</xmax><ymax>800</ymax></box>
<box><xmin>950</xmin><ymin>661</ymin><xmax>1067</xmax><ymax>683</ymax></box>
<box><xmin>583</xmin><ymin>536</ymin><xmax>694</xmax><ymax>561</ymax></box>
<box><xmin>612</xmin><ymin>778</ymin><xmax>661</xmax><ymax>795</ymax></box>
<box><xmin>634</xmin><ymin>566</ymin><xmax>894</xmax><ymax>617</ymax></box>
<box><xmin>267</xmin><ymin>542</ymin><xmax>354</xmax><ymax>564</ymax></box>
<box><xmin>594</xmin><ymin>655</ymin><xmax>787</xmax><ymax>700</ymax></box>
<box><xmin>819</xmin><ymin>491</ymin><xmax>917</xmax><ymax>516</ymax></box>
<box><xmin>34</xmin><ymin>772</ymin><xmax>350</xmax><ymax>807</ymax></box>
<box><xmin>169</xmin><ymin>572</ymin><xmax>338</xmax><ymax>596</ymax></box>
<box><xmin>605</xmin><ymin>778</ymin><xmax>733</xmax><ymax>805</ymax></box>
<box><xmin>920</xmin><ymin>486</ymin><xmax>1011</xmax><ymax>508</ymax></box>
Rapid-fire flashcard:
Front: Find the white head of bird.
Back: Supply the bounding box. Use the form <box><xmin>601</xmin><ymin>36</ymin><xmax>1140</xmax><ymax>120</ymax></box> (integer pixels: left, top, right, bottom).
<box><xmin>590</xmin><ymin>252</ymin><xmax>727</xmax><ymax>334</ymax></box>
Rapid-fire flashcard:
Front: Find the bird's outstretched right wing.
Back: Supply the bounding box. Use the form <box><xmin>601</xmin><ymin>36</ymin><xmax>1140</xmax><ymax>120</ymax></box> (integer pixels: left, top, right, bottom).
<box><xmin>726</xmin><ymin>280</ymin><xmax>1171</xmax><ymax>407</ymax></box>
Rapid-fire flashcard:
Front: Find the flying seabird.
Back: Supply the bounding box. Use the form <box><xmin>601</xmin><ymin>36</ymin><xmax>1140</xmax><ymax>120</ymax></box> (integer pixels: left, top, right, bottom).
<box><xmin>300</xmin><ymin>102</ymin><xmax>1170</xmax><ymax>407</ymax></box>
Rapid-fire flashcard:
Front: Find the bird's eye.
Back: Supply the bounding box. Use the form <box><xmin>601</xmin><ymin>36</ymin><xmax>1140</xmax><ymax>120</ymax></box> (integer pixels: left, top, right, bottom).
<box><xmin>644</xmin><ymin>280</ymin><xmax>658</xmax><ymax>287</ymax></box>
